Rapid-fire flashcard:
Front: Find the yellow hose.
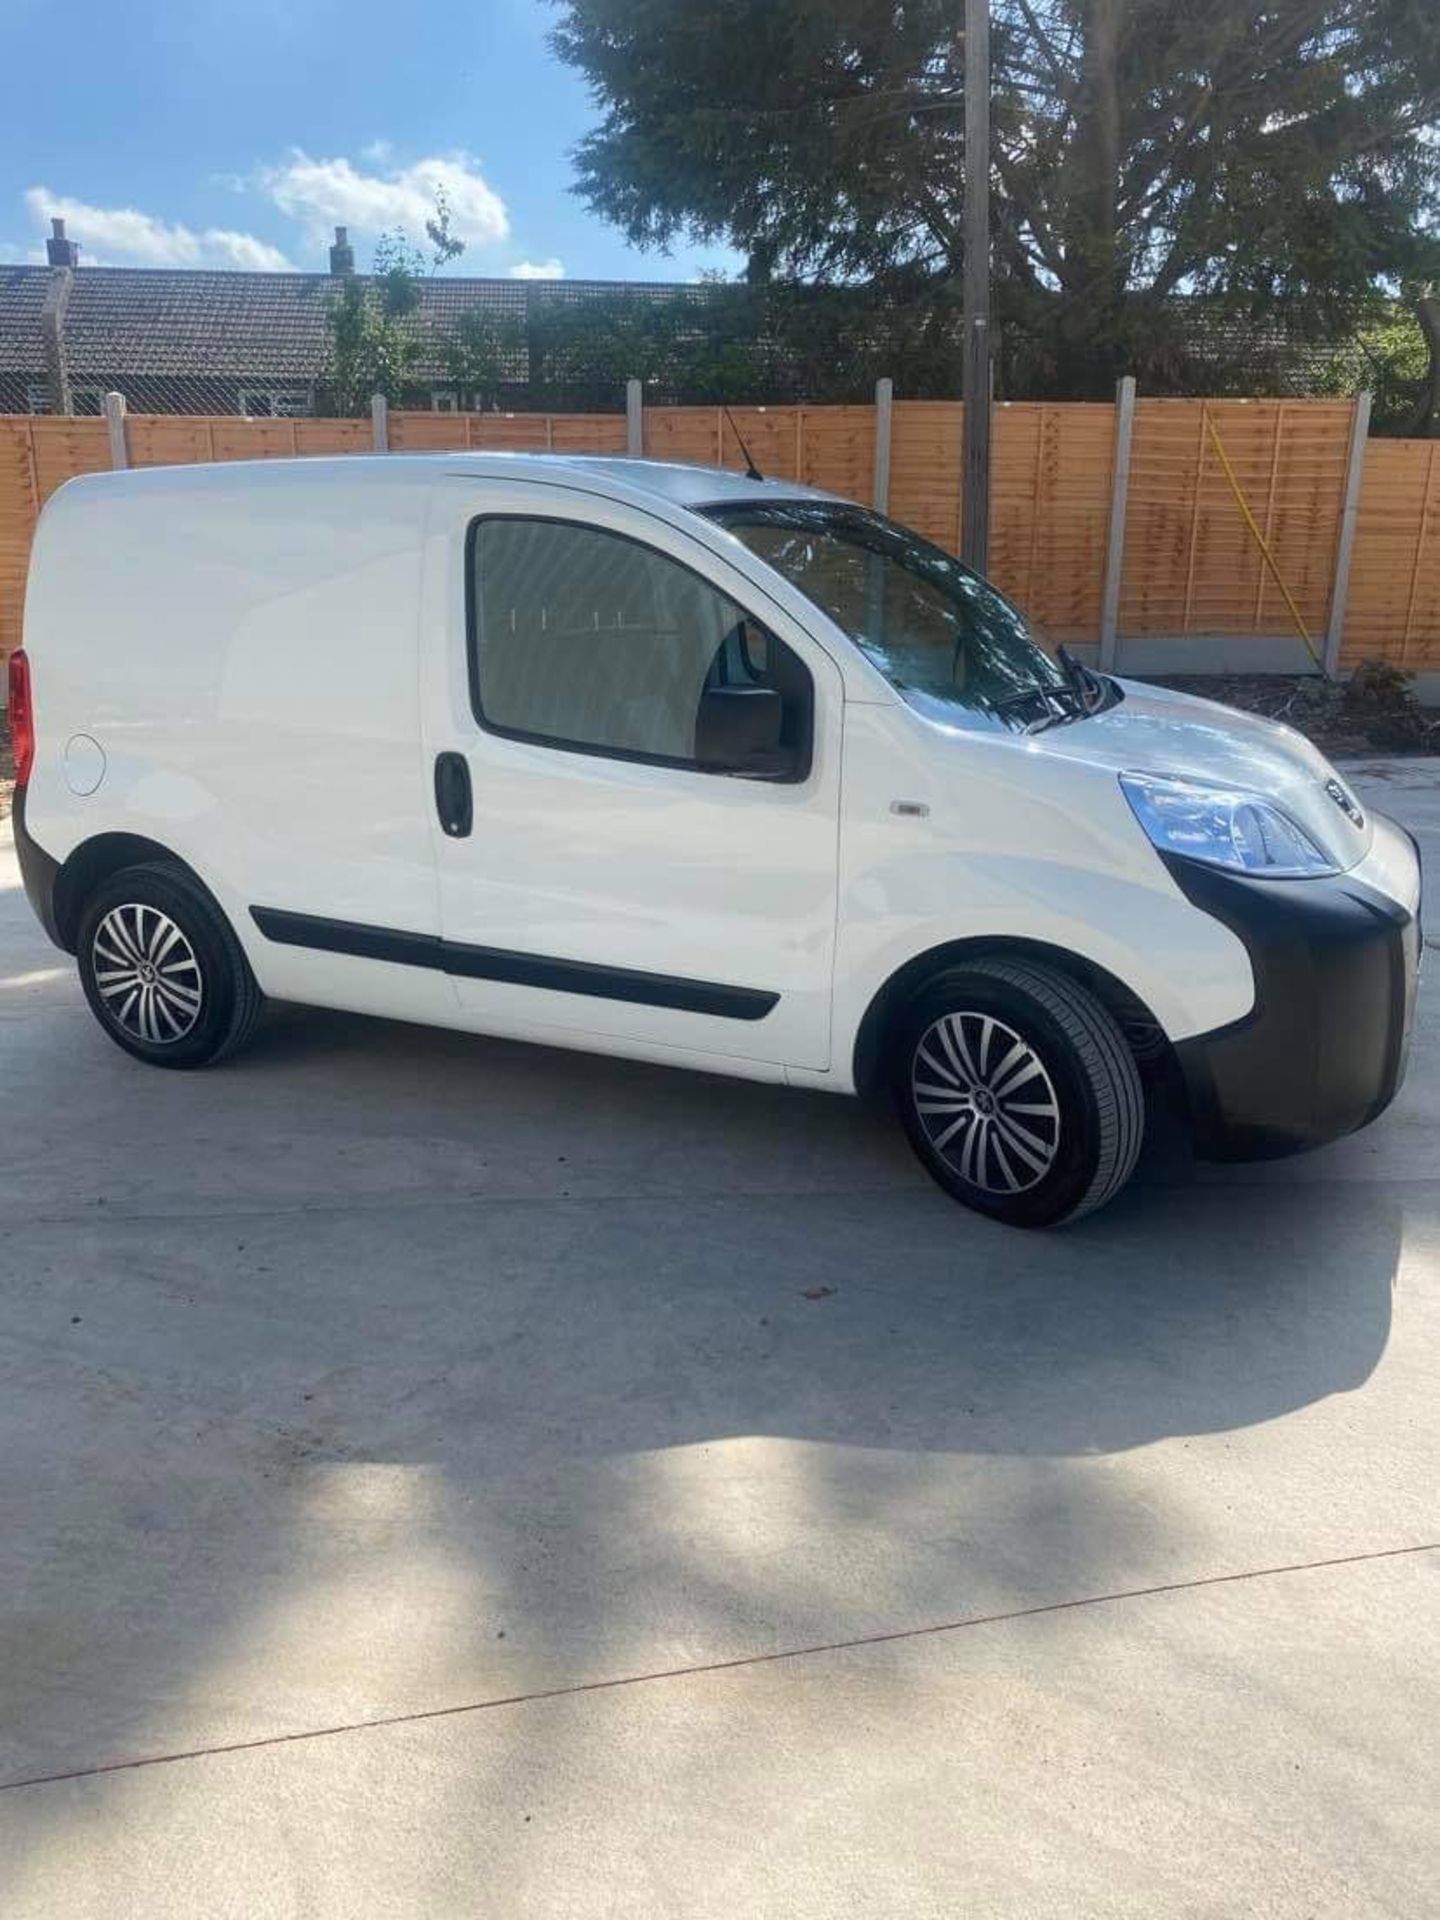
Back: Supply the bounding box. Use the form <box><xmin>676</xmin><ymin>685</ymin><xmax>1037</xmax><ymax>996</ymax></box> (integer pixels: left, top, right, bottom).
<box><xmin>1203</xmin><ymin>411</ymin><xmax>1328</xmax><ymax>677</ymax></box>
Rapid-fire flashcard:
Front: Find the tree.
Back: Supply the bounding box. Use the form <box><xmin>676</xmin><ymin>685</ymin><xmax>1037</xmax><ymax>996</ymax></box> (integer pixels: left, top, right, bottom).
<box><xmin>425</xmin><ymin>187</ymin><xmax>468</xmax><ymax>272</ymax></box>
<box><xmin>527</xmin><ymin>285</ymin><xmax>763</xmax><ymax>404</ymax></box>
<box><xmin>318</xmin><ymin>278</ymin><xmax>411</xmax><ymax>414</ymax></box>
<box><xmin>1312</xmin><ymin>292</ymin><xmax>1438</xmax><ymax>432</ymax></box>
<box><xmin>441</xmin><ymin>310</ymin><xmax>525</xmax><ymax>410</ymax></box>
<box><xmin>318</xmin><ymin>229</ymin><xmax>428</xmax><ymax>414</ymax></box>
<box><xmin>1407</xmin><ymin>290</ymin><xmax>1440</xmax><ymax>435</ymax></box>
<box><xmin>551</xmin><ymin>0</ymin><xmax>1440</xmax><ymax>397</ymax></box>
<box><xmin>318</xmin><ymin>207</ymin><xmax>475</xmax><ymax>416</ymax></box>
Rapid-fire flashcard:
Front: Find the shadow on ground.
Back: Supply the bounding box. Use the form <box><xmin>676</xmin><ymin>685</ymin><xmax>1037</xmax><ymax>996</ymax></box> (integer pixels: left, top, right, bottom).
<box><xmin>2</xmin><ymin>768</ymin><xmax>1430</xmax><ymax>1878</ymax></box>
<box><xmin>0</xmin><ymin>994</ymin><xmax>1407</xmax><ymax>1801</ymax></box>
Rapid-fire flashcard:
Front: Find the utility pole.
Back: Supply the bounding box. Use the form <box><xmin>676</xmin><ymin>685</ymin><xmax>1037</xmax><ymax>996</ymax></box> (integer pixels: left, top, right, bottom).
<box><xmin>961</xmin><ymin>0</ymin><xmax>991</xmax><ymax>571</ymax></box>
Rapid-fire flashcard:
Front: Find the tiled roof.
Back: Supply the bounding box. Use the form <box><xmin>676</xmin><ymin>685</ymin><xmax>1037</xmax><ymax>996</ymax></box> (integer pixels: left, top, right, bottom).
<box><xmin>0</xmin><ymin>269</ymin><xmax>47</xmax><ymax>373</ymax></box>
<box><xmin>0</xmin><ymin>266</ymin><xmax>689</xmax><ymax>382</ymax></box>
<box><xmin>0</xmin><ymin>265</ymin><xmax>1361</xmax><ymax>404</ymax></box>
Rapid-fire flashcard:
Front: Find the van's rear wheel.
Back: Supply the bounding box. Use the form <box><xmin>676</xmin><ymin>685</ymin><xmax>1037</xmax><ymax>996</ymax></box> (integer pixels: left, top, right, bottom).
<box><xmin>77</xmin><ymin>862</ymin><xmax>264</xmax><ymax>1069</ymax></box>
<box><xmin>894</xmin><ymin>959</ymin><xmax>1144</xmax><ymax>1228</ymax></box>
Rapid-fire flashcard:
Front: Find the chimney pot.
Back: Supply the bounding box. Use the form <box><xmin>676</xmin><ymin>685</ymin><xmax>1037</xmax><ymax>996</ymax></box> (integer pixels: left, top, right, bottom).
<box><xmin>329</xmin><ymin>225</ymin><xmax>355</xmax><ymax>275</ymax></box>
<box><xmin>46</xmin><ymin>215</ymin><xmax>80</xmax><ymax>268</ymax></box>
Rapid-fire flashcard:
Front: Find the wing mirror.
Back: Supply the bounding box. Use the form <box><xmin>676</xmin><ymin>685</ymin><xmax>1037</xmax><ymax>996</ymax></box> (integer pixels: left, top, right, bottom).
<box><xmin>694</xmin><ymin>686</ymin><xmax>797</xmax><ymax>777</ymax></box>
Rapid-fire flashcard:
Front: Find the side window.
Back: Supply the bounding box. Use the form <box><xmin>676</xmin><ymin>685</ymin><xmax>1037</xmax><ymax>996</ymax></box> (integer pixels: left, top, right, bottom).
<box><xmin>467</xmin><ymin>517</ymin><xmax>813</xmax><ymax>779</ymax></box>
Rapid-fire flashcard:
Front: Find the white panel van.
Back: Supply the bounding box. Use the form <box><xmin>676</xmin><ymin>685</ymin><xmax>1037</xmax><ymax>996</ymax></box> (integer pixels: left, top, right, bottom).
<box><xmin>8</xmin><ymin>454</ymin><xmax>1423</xmax><ymax>1227</ymax></box>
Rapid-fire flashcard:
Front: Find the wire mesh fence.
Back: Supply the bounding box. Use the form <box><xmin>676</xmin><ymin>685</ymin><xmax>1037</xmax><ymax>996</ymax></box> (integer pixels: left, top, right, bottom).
<box><xmin>2</xmin><ymin>274</ymin><xmax>1369</xmax><ymax>423</ymax></box>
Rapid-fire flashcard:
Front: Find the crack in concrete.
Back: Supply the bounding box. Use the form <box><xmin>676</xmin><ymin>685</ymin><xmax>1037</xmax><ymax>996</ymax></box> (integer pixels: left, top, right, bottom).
<box><xmin>3</xmin><ymin>1541</ymin><xmax>1433</xmax><ymax>1797</ymax></box>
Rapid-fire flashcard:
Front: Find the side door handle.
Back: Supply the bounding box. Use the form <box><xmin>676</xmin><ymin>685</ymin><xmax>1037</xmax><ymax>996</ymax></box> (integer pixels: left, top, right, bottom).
<box><xmin>434</xmin><ymin>752</ymin><xmax>473</xmax><ymax>839</ymax></box>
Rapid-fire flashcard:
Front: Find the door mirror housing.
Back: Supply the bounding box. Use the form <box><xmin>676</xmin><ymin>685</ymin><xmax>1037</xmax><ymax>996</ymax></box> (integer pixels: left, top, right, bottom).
<box><xmin>694</xmin><ymin>686</ymin><xmax>792</xmax><ymax>775</ymax></box>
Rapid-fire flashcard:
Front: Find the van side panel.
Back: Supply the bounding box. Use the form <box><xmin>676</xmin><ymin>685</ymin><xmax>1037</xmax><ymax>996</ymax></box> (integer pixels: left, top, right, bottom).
<box><xmin>23</xmin><ymin>461</ymin><xmax>448</xmax><ymax>1018</ymax></box>
<box><xmin>806</xmin><ymin>703</ymin><xmax>1258</xmax><ymax>1094</ymax></box>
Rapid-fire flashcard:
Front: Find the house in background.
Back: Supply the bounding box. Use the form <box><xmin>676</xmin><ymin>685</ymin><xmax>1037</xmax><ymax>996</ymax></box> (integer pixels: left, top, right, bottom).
<box><xmin>1</xmin><ymin>216</ymin><xmax>1364</xmax><ymax>421</ymax></box>
<box><xmin>0</xmin><ymin>219</ymin><xmax>667</xmax><ymax>418</ymax></box>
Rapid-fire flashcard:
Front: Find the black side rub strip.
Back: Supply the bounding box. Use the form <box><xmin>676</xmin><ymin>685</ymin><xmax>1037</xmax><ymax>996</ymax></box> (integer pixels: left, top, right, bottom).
<box><xmin>249</xmin><ymin>907</ymin><xmax>780</xmax><ymax>1022</ymax></box>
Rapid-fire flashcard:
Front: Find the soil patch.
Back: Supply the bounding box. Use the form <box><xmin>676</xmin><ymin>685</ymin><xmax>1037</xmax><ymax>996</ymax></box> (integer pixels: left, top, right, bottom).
<box><xmin>1138</xmin><ymin>666</ymin><xmax>1440</xmax><ymax>758</ymax></box>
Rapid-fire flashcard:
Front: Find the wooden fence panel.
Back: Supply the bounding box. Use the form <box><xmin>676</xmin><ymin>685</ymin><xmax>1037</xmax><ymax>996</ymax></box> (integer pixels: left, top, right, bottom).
<box><xmin>1342</xmin><ymin>440</ymin><xmax>1440</xmax><ymax>671</ymax></box>
<box><xmin>1119</xmin><ymin>399</ymin><xmax>1352</xmax><ymax>641</ymax></box>
<box><xmin>644</xmin><ymin>404</ymin><xmax>875</xmax><ymax>497</ymax></box>
<box><xmin>645</xmin><ymin>405</ymin><xmax>805</xmax><ymax>474</ymax></box>
<box><xmin>645</xmin><ymin>408</ymin><xmax>722</xmax><ymax>467</ymax></box>
<box><xmin>3</xmin><ymin>399</ymin><xmax>1438</xmax><ymax>679</ymax></box>
<box><xmin>293</xmin><ymin>419</ymin><xmax>371</xmax><ymax>456</ymax></box>
<box><xmin>719</xmin><ymin>407</ymin><xmax>802</xmax><ymax>480</ymax></box>
<box><xmin>208</xmin><ymin>419</ymin><xmax>307</xmax><ymax>460</ymax></box>
<box><xmin>0</xmin><ymin>419</ymin><xmax>41</xmax><ymax>659</ymax></box>
<box><xmin>413</xmin><ymin>410</ymin><xmax>630</xmax><ymax>455</ymax></box>
<box><xmin>27</xmin><ymin>417</ymin><xmax>110</xmax><ymax>501</ymax></box>
<box><xmin>388</xmin><ymin>411</ymin><xmax>472</xmax><ymax>452</ymax></box>
<box><xmin>467</xmin><ymin>414</ymin><xmax>554</xmax><ymax>451</ymax></box>
<box><xmin>545</xmin><ymin>413</ymin><xmax>628</xmax><ymax>455</ymax></box>
<box><xmin>799</xmin><ymin>405</ymin><xmax>877</xmax><ymax>503</ymax></box>
<box><xmin>128</xmin><ymin>415</ymin><xmax>373</xmax><ymax>465</ymax></box>
<box><xmin>1247</xmin><ymin>404</ymin><xmax>1351</xmax><ymax>635</ymax></box>
<box><xmin>888</xmin><ymin>402</ymin><xmax>963</xmax><ymax>551</ymax></box>
<box><xmin>989</xmin><ymin>403</ymin><xmax>1114</xmax><ymax>643</ymax></box>
<box><xmin>126</xmin><ymin>416</ymin><xmax>223</xmax><ymax>467</ymax></box>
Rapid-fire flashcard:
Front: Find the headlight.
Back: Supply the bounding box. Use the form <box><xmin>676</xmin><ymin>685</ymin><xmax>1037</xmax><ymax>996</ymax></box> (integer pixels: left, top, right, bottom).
<box><xmin>1120</xmin><ymin>773</ymin><xmax>1337</xmax><ymax>877</ymax></box>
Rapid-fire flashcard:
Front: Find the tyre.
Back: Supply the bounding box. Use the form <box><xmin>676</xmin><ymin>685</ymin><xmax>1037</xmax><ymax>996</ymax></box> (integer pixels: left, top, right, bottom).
<box><xmin>76</xmin><ymin>861</ymin><xmax>265</xmax><ymax>1069</ymax></box>
<box><xmin>893</xmin><ymin>958</ymin><xmax>1144</xmax><ymax>1228</ymax></box>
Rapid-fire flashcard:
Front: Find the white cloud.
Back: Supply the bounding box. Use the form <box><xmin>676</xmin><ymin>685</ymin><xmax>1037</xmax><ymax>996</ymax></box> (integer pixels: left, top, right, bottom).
<box><xmin>260</xmin><ymin>149</ymin><xmax>509</xmax><ymax>252</ymax></box>
<box><xmin>24</xmin><ymin>188</ymin><xmax>292</xmax><ymax>270</ymax></box>
<box><xmin>509</xmin><ymin>258</ymin><xmax>565</xmax><ymax>280</ymax></box>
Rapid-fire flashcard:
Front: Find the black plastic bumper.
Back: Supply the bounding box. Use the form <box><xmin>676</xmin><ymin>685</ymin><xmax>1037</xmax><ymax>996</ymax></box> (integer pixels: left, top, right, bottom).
<box><xmin>11</xmin><ymin>785</ymin><xmax>65</xmax><ymax>950</ymax></box>
<box><xmin>1168</xmin><ymin>842</ymin><xmax>1421</xmax><ymax>1162</ymax></box>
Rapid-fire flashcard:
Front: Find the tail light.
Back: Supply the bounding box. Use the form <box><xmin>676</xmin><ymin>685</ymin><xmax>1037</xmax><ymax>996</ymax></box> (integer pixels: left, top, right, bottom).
<box><xmin>7</xmin><ymin>648</ymin><xmax>35</xmax><ymax>789</ymax></box>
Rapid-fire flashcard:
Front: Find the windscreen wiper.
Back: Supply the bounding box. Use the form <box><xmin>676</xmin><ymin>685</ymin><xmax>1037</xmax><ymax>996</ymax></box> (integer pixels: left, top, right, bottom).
<box><xmin>987</xmin><ymin>683</ymin><xmax>1086</xmax><ymax>727</ymax></box>
<box><xmin>1057</xmin><ymin>645</ymin><xmax>1120</xmax><ymax>715</ymax></box>
<box><xmin>1004</xmin><ymin>652</ymin><xmax>1120</xmax><ymax>734</ymax></box>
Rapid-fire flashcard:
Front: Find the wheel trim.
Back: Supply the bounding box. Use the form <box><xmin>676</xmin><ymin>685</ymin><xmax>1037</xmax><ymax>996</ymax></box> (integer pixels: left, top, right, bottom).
<box><xmin>93</xmin><ymin>903</ymin><xmax>203</xmax><ymax>1045</ymax></box>
<box><xmin>912</xmin><ymin>1012</ymin><xmax>1060</xmax><ymax>1194</ymax></box>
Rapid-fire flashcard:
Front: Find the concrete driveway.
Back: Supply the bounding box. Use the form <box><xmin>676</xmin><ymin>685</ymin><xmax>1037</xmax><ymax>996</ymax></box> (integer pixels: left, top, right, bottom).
<box><xmin>1</xmin><ymin>760</ymin><xmax>1436</xmax><ymax>1918</ymax></box>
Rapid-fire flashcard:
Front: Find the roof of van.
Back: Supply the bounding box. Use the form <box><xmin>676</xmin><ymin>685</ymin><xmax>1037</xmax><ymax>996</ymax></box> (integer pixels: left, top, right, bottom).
<box><xmin>517</xmin><ymin>455</ymin><xmax>843</xmax><ymax>508</ymax></box>
<box><xmin>60</xmin><ymin>451</ymin><xmax>847</xmax><ymax>513</ymax></box>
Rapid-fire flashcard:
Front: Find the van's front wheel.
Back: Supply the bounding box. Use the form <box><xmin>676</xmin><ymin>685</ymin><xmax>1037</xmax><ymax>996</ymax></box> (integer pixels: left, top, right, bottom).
<box><xmin>77</xmin><ymin>862</ymin><xmax>265</xmax><ymax>1069</ymax></box>
<box><xmin>894</xmin><ymin>959</ymin><xmax>1144</xmax><ymax>1228</ymax></box>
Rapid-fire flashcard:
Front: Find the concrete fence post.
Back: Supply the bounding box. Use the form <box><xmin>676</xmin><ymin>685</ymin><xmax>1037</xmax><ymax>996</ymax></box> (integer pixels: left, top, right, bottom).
<box><xmin>104</xmin><ymin>392</ymin><xmax>128</xmax><ymax>470</ymax></box>
<box><xmin>1098</xmin><ymin>375</ymin><xmax>1137</xmax><ymax>673</ymax></box>
<box><xmin>371</xmin><ymin>393</ymin><xmax>389</xmax><ymax>453</ymax></box>
<box><xmin>1323</xmin><ymin>390</ymin><xmax>1372</xmax><ymax>678</ymax></box>
<box><xmin>625</xmin><ymin>378</ymin><xmax>644</xmax><ymax>457</ymax></box>
<box><xmin>872</xmin><ymin>377</ymin><xmax>894</xmax><ymax>513</ymax></box>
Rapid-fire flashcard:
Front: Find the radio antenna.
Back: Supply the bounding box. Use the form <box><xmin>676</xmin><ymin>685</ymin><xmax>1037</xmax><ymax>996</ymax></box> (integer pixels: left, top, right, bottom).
<box><xmin>722</xmin><ymin>404</ymin><xmax>764</xmax><ymax>482</ymax></box>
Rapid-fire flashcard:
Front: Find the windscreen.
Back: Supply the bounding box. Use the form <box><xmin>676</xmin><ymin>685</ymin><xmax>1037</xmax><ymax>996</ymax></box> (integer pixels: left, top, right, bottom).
<box><xmin>706</xmin><ymin>500</ymin><xmax>1070</xmax><ymax>729</ymax></box>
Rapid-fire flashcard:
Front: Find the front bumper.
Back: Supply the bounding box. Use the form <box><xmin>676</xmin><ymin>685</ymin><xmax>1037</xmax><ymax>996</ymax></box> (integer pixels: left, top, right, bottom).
<box><xmin>1167</xmin><ymin>820</ymin><xmax>1421</xmax><ymax>1161</ymax></box>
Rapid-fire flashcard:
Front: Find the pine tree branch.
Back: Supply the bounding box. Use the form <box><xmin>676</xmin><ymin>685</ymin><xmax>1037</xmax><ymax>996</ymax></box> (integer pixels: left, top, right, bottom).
<box><xmin>1009</xmin><ymin>0</ymin><xmax>1073</xmax><ymax>102</ymax></box>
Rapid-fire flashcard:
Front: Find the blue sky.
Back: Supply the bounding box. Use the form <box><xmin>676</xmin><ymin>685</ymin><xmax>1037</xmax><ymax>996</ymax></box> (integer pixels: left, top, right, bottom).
<box><xmin>0</xmin><ymin>0</ymin><xmax>736</xmax><ymax>281</ymax></box>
